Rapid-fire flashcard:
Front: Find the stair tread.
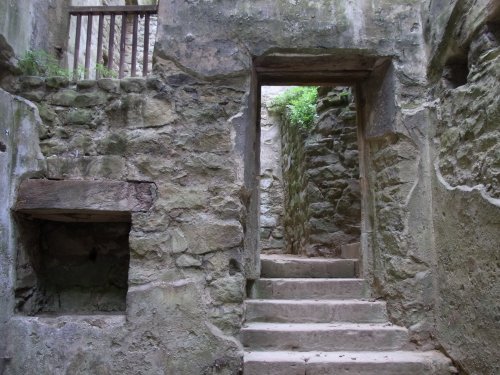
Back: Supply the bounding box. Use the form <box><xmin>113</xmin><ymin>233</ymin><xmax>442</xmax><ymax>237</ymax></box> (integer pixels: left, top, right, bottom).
<box><xmin>242</xmin><ymin>322</ymin><xmax>406</xmax><ymax>331</ymax></box>
<box><xmin>261</xmin><ymin>254</ymin><xmax>357</xmax><ymax>263</ymax></box>
<box><xmin>261</xmin><ymin>256</ymin><xmax>357</xmax><ymax>278</ymax></box>
<box><xmin>244</xmin><ymin>350</ymin><xmax>451</xmax><ymax>363</ymax></box>
<box><xmin>246</xmin><ymin>299</ymin><xmax>382</xmax><ymax>304</ymax></box>
<box><xmin>257</xmin><ymin>278</ymin><xmax>364</xmax><ymax>281</ymax></box>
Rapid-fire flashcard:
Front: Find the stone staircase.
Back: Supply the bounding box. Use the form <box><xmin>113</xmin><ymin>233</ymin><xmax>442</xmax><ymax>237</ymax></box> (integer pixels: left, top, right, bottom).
<box><xmin>242</xmin><ymin>254</ymin><xmax>454</xmax><ymax>374</ymax></box>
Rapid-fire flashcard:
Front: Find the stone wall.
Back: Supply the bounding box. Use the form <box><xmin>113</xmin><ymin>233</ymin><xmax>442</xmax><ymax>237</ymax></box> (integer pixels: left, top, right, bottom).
<box><xmin>425</xmin><ymin>0</ymin><xmax>500</xmax><ymax>373</ymax></box>
<box><xmin>279</xmin><ymin>87</ymin><xmax>360</xmax><ymax>257</ymax></box>
<box><xmin>259</xmin><ymin>87</ymin><xmax>285</xmax><ymax>254</ymax></box>
<box><xmin>279</xmin><ymin>102</ymin><xmax>310</xmax><ymax>256</ymax></box>
<box><xmin>0</xmin><ymin>88</ymin><xmax>46</xmax><ymax>372</ymax></box>
<box><xmin>3</xmin><ymin>70</ymin><xmax>247</xmax><ymax>374</ymax></box>
<box><xmin>154</xmin><ymin>1</ymin><xmax>440</xmax><ymax>364</ymax></box>
<box><xmin>305</xmin><ymin>88</ymin><xmax>360</xmax><ymax>257</ymax></box>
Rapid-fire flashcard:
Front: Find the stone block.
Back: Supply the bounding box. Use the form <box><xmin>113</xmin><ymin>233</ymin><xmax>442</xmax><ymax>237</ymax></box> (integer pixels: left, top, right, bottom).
<box><xmin>97</xmin><ymin>78</ymin><xmax>121</xmax><ymax>93</ymax></box>
<box><xmin>76</xmin><ymin>79</ymin><xmax>96</xmax><ymax>90</ymax></box>
<box><xmin>66</xmin><ymin>109</ymin><xmax>93</xmax><ymax>125</ymax></box>
<box><xmin>21</xmin><ymin>91</ymin><xmax>46</xmax><ymax>102</ymax></box>
<box><xmin>210</xmin><ymin>275</ymin><xmax>244</xmax><ymax>303</ymax></box>
<box><xmin>46</xmin><ymin>155</ymin><xmax>128</xmax><ymax>180</ymax></box>
<box><xmin>48</xmin><ymin>89</ymin><xmax>78</xmax><ymax>106</ymax></box>
<box><xmin>19</xmin><ymin>76</ymin><xmax>45</xmax><ymax>88</ymax></box>
<box><xmin>120</xmin><ymin>77</ymin><xmax>146</xmax><ymax>93</ymax></box>
<box><xmin>182</xmin><ymin>219</ymin><xmax>243</xmax><ymax>255</ymax></box>
<box><xmin>74</xmin><ymin>91</ymin><xmax>108</xmax><ymax>107</ymax></box>
<box><xmin>176</xmin><ymin>254</ymin><xmax>202</xmax><ymax>268</ymax></box>
<box><xmin>45</xmin><ymin>76</ymin><xmax>69</xmax><ymax>89</ymax></box>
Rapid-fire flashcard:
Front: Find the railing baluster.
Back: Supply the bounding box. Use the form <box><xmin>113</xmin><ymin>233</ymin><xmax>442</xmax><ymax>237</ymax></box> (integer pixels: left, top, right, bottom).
<box><xmin>108</xmin><ymin>14</ymin><xmax>116</xmax><ymax>71</ymax></box>
<box><xmin>73</xmin><ymin>14</ymin><xmax>82</xmax><ymax>81</ymax></box>
<box><xmin>143</xmin><ymin>13</ymin><xmax>150</xmax><ymax>77</ymax></box>
<box><xmin>69</xmin><ymin>5</ymin><xmax>157</xmax><ymax>80</ymax></box>
<box><xmin>96</xmin><ymin>13</ymin><xmax>104</xmax><ymax>78</ymax></box>
<box><xmin>131</xmin><ymin>13</ymin><xmax>139</xmax><ymax>77</ymax></box>
<box><xmin>84</xmin><ymin>13</ymin><xmax>93</xmax><ymax>79</ymax></box>
<box><xmin>119</xmin><ymin>12</ymin><xmax>127</xmax><ymax>79</ymax></box>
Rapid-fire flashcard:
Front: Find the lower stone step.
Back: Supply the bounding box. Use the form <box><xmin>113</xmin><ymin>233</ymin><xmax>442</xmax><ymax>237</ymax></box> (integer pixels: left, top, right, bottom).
<box><xmin>243</xmin><ymin>351</ymin><xmax>454</xmax><ymax>375</ymax></box>
<box><xmin>241</xmin><ymin>322</ymin><xmax>409</xmax><ymax>351</ymax></box>
<box><xmin>260</xmin><ymin>254</ymin><xmax>357</xmax><ymax>278</ymax></box>
<box><xmin>245</xmin><ymin>299</ymin><xmax>387</xmax><ymax>323</ymax></box>
<box><xmin>250</xmin><ymin>278</ymin><xmax>369</xmax><ymax>300</ymax></box>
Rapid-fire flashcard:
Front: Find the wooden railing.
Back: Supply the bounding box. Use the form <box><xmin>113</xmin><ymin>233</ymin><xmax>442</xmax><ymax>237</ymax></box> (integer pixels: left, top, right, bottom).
<box><xmin>69</xmin><ymin>5</ymin><xmax>157</xmax><ymax>80</ymax></box>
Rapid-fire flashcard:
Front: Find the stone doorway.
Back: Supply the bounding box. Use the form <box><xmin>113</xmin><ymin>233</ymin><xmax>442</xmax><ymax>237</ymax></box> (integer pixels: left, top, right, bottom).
<box><xmin>244</xmin><ymin>53</ymin><xmax>394</xmax><ymax>281</ymax></box>
<box><xmin>259</xmin><ymin>85</ymin><xmax>361</xmax><ymax>259</ymax></box>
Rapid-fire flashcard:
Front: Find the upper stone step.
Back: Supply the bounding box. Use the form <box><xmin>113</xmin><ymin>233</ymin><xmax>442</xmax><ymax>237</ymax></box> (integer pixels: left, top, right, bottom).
<box><xmin>250</xmin><ymin>278</ymin><xmax>369</xmax><ymax>300</ymax></box>
<box><xmin>245</xmin><ymin>299</ymin><xmax>387</xmax><ymax>324</ymax></box>
<box><xmin>243</xmin><ymin>350</ymin><xmax>454</xmax><ymax>375</ymax></box>
<box><xmin>241</xmin><ymin>322</ymin><xmax>409</xmax><ymax>352</ymax></box>
<box><xmin>260</xmin><ymin>254</ymin><xmax>357</xmax><ymax>278</ymax></box>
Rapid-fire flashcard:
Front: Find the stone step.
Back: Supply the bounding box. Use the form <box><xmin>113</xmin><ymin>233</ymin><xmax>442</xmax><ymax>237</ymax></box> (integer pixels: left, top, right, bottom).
<box><xmin>241</xmin><ymin>323</ymin><xmax>409</xmax><ymax>352</ymax></box>
<box><xmin>260</xmin><ymin>255</ymin><xmax>357</xmax><ymax>278</ymax></box>
<box><xmin>243</xmin><ymin>351</ymin><xmax>454</xmax><ymax>375</ymax></box>
<box><xmin>250</xmin><ymin>278</ymin><xmax>369</xmax><ymax>299</ymax></box>
<box><xmin>245</xmin><ymin>299</ymin><xmax>387</xmax><ymax>323</ymax></box>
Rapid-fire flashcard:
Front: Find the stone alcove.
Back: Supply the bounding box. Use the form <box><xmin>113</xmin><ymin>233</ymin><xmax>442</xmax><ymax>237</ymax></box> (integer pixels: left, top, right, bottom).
<box><xmin>13</xmin><ymin>179</ymin><xmax>155</xmax><ymax>315</ymax></box>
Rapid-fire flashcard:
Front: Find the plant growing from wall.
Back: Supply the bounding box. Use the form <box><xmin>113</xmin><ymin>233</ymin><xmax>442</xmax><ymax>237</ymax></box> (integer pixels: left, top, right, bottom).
<box><xmin>269</xmin><ymin>86</ymin><xmax>319</xmax><ymax>129</ymax></box>
<box><xmin>18</xmin><ymin>50</ymin><xmax>98</xmax><ymax>80</ymax></box>
<box><xmin>96</xmin><ymin>63</ymin><xmax>117</xmax><ymax>79</ymax></box>
<box><xmin>18</xmin><ymin>50</ymin><xmax>72</xmax><ymax>78</ymax></box>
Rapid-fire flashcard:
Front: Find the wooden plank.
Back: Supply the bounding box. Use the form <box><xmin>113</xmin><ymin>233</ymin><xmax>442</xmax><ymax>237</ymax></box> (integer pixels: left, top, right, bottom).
<box><xmin>119</xmin><ymin>13</ymin><xmax>127</xmax><ymax>78</ymax></box>
<box><xmin>69</xmin><ymin>5</ymin><xmax>157</xmax><ymax>15</ymax></box>
<box><xmin>14</xmin><ymin>180</ymin><xmax>156</xmax><ymax>218</ymax></box>
<box><xmin>143</xmin><ymin>13</ymin><xmax>150</xmax><ymax>76</ymax></box>
<box><xmin>73</xmin><ymin>14</ymin><xmax>82</xmax><ymax>81</ymax></box>
<box><xmin>107</xmin><ymin>14</ymin><xmax>116</xmax><ymax>70</ymax></box>
<box><xmin>96</xmin><ymin>13</ymin><xmax>104</xmax><ymax>78</ymax></box>
<box><xmin>131</xmin><ymin>13</ymin><xmax>139</xmax><ymax>77</ymax></box>
<box><xmin>254</xmin><ymin>54</ymin><xmax>378</xmax><ymax>73</ymax></box>
<box><xmin>258</xmin><ymin>70</ymin><xmax>371</xmax><ymax>86</ymax></box>
<box><xmin>84</xmin><ymin>13</ymin><xmax>93</xmax><ymax>79</ymax></box>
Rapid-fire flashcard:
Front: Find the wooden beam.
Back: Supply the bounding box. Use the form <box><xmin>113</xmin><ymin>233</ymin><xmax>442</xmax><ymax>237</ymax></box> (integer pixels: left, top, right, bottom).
<box><xmin>69</xmin><ymin>5</ymin><xmax>157</xmax><ymax>15</ymax></box>
<box><xmin>14</xmin><ymin>180</ymin><xmax>156</xmax><ymax>222</ymax></box>
<box><xmin>258</xmin><ymin>70</ymin><xmax>372</xmax><ymax>86</ymax></box>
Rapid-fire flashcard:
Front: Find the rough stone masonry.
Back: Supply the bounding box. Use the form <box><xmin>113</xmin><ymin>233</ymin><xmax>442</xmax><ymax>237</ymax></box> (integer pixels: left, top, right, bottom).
<box><xmin>0</xmin><ymin>0</ymin><xmax>498</xmax><ymax>374</ymax></box>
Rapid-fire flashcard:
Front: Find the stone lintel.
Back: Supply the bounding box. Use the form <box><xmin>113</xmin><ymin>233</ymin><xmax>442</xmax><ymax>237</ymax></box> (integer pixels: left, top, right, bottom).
<box><xmin>14</xmin><ymin>179</ymin><xmax>155</xmax><ymax>222</ymax></box>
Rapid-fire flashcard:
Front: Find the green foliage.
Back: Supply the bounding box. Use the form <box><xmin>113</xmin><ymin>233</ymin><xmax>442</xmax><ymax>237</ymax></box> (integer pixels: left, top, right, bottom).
<box><xmin>18</xmin><ymin>50</ymin><xmax>71</xmax><ymax>78</ymax></box>
<box><xmin>270</xmin><ymin>86</ymin><xmax>318</xmax><ymax>129</ymax></box>
<box><xmin>18</xmin><ymin>50</ymin><xmax>115</xmax><ymax>80</ymax></box>
<box><xmin>96</xmin><ymin>63</ymin><xmax>117</xmax><ymax>78</ymax></box>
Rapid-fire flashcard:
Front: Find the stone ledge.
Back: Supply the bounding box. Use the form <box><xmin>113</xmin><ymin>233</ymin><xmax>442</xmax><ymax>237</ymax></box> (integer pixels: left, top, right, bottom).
<box><xmin>14</xmin><ymin>179</ymin><xmax>156</xmax><ymax>222</ymax></box>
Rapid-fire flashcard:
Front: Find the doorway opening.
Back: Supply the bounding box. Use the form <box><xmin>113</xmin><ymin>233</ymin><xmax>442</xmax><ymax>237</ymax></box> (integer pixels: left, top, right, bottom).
<box><xmin>259</xmin><ymin>85</ymin><xmax>361</xmax><ymax>260</ymax></box>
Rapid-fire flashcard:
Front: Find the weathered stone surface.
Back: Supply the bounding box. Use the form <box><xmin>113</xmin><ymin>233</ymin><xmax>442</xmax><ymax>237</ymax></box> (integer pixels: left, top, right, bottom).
<box><xmin>176</xmin><ymin>254</ymin><xmax>202</xmax><ymax>268</ymax></box>
<box><xmin>120</xmin><ymin>77</ymin><xmax>146</xmax><ymax>93</ymax></box>
<box><xmin>97</xmin><ymin>78</ymin><xmax>121</xmax><ymax>93</ymax></box>
<box><xmin>45</xmin><ymin>76</ymin><xmax>69</xmax><ymax>89</ymax></box>
<box><xmin>279</xmin><ymin>87</ymin><xmax>360</xmax><ymax>257</ymax></box>
<box><xmin>259</xmin><ymin>87</ymin><xmax>286</xmax><ymax>254</ymax></box>
<box><xmin>76</xmin><ymin>79</ymin><xmax>96</xmax><ymax>90</ymax></box>
<box><xmin>182</xmin><ymin>218</ymin><xmax>243</xmax><ymax>255</ymax></box>
<box><xmin>66</xmin><ymin>108</ymin><xmax>93</xmax><ymax>125</ymax></box>
<box><xmin>0</xmin><ymin>89</ymin><xmax>45</xmax><ymax>364</ymax></box>
<box><xmin>210</xmin><ymin>275</ymin><xmax>245</xmax><ymax>304</ymax></box>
